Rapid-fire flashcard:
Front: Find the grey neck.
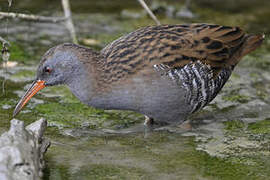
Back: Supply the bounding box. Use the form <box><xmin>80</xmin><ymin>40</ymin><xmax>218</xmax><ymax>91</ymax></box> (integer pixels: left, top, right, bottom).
<box><xmin>66</xmin><ymin>64</ymin><xmax>96</xmax><ymax>105</ymax></box>
<box><xmin>65</xmin><ymin>63</ymin><xmax>136</xmax><ymax>111</ymax></box>
<box><xmin>86</xmin><ymin>87</ymin><xmax>139</xmax><ymax>111</ymax></box>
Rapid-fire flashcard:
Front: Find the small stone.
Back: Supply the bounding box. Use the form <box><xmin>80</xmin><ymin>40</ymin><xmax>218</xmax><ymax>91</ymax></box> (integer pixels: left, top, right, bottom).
<box><xmin>40</xmin><ymin>39</ymin><xmax>52</xmax><ymax>46</ymax></box>
<box><xmin>82</xmin><ymin>38</ymin><xmax>100</xmax><ymax>46</ymax></box>
<box><xmin>166</xmin><ymin>6</ymin><xmax>175</xmax><ymax>18</ymax></box>
<box><xmin>2</xmin><ymin>61</ymin><xmax>17</xmax><ymax>68</ymax></box>
<box><xmin>121</xmin><ymin>9</ymin><xmax>145</xmax><ymax>19</ymax></box>
<box><xmin>176</xmin><ymin>7</ymin><xmax>195</xmax><ymax>18</ymax></box>
<box><xmin>2</xmin><ymin>105</ymin><xmax>11</xmax><ymax>110</ymax></box>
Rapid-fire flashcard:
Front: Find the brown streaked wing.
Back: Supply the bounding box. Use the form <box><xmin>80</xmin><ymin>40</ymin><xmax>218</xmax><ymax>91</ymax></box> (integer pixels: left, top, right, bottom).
<box><xmin>100</xmin><ymin>24</ymin><xmax>246</xmax><ymax>83</ymax></box>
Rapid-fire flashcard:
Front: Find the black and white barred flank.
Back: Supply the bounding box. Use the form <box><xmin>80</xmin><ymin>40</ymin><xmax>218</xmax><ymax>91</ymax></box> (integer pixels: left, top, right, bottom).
<box><xmin>154</xmin><ymin>61</ymin><xmax>232</xmax><ymax>113</ymax></box>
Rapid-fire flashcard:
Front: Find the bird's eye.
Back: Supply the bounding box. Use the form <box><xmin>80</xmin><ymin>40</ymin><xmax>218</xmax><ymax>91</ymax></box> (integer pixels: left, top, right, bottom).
<box><xmin>44</xmin><ymin>66</ymin><xmax>52</xmax><ymax>73</ymax></box>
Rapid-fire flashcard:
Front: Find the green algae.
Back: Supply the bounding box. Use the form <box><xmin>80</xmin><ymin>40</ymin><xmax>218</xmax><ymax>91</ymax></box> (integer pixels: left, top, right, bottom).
<box><xmin>9</xmin><ymin>43</ymin><xmax>32</xmax><ymax>64</ymax></box>
<box><xmin>0</xmin><ymin>79</ymin><xmax>21</xmax><ymax>121</ymax></box>
<box><xmin>34</xmin><ymin>85</ymin><xmax>143</xmax><ymax>129</ymax></box>
<box><xmin>112</xmin><ymin>134</ymin><xmax>269</xmax><ymax>180</ymax></box>
<box><xmin>36</xmin><ymin>101</ymin><xmax>143</xmax><ymax>130</ymax></box>
<box><xmin>244</xmin><ymin>55</ymin><xmax>270</xmax><ymax>71</ymax></box>
<box><xmin>244</xmin><ymin>111</ymin><xmax>259</xmax><ymax>119</ymax></box>
<box><xmin>223</xmin><ymin>94</ymin><xmax>250</xmax><ymax>103</ymax></box>
<box><xmin>68</xmin><ymin>164</ymin><xmax>148</xmax><ymax>180</ymax></box>
<box><xmin>160</xmin><ymin>150</ymin><xmax>262</xmax><ymax>180</ymax></box>
<box><xmin>224</xmin><ymin>120</ymin><xmax>245</xmax><ymax>131</ymax></box>
<box><xmin>42</xmin><ymin>132</ymin><xmax>270</xmax><ymax>180</ymax></box>
<box><xmin>44</xmin><ymin>147</ymin><xmax>150</xmax><ymax>180</ymax></box>
<box><xmin>252</xmin><ymin>81</ymin><xmax>269</xmax><ymax>100</ymax></box>
<box><xmin>248</xmin><ymin>119</ymin><xmax>270</xmax><ymax>134</ymax></box>
<box><xmin>222</xmin><ymin>89</ymin><xmax>250</xmax><ymax>104</ymax></box>
<box><xmin>10</xmin><ymin>69</ymin><xmax>35</xmax><ymax>79</ymax></box>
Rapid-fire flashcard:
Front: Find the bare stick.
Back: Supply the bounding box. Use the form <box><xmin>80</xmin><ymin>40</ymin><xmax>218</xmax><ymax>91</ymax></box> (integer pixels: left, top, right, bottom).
<box><xmin>61</xmin><ymin>0</ymin><xmax>78</xmax><ymax>44</ymax></box>
<box><xmin>0</xmin><ymin>36</ymin><xmax>10</xmax><ymax>95</ymax></box>
<box><xmin>0</xmin><ymin>36</ymin><xmax>10</xmax><ymax>47</ymax></box>
<box><xmin>137</xmin><ymin>0</ymin><xmax>161</xmax><ymax>25</ymax></box>
<box><xmin>8</xmin><ymin>0</ymin><xmax>12</xmax><ymax>7</ymax></box>
<box><xmin>0</xmin><ymin>11</ymin><xmax>67</xmax><ymax>23</ymax></box>
<box><xmin>185</xmin><ymin>0</ymin><xmax>191</xmax><ymax>9</ymax></box>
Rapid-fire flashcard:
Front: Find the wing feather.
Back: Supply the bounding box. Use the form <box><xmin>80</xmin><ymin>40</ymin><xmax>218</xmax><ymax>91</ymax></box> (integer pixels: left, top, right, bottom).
<box><xmin>100</xmin><ymin>23</ymin><xmax>258</xmax><ymax>83</ymax></box>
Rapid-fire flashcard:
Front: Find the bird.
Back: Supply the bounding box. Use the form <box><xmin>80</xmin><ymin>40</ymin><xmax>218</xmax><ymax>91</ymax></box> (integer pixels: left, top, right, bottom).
<box><xmin>13</xmin><ymin>23</ymin><xmax>264</xmax><ymax>129</ymax></box>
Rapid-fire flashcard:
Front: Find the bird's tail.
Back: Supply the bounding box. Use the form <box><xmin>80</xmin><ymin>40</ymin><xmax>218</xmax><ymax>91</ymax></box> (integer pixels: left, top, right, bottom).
<box><xmin>240</xmin><ymin>34</ymin><xmax>265</xmax><ymax>58</ymax></box>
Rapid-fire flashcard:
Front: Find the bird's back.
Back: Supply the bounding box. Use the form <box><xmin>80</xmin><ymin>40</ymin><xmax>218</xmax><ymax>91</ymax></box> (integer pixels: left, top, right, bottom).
<box><xmin>101</xmin><ymin>24</ymin><xmax>263</xmax><ymax>83</ymax></box>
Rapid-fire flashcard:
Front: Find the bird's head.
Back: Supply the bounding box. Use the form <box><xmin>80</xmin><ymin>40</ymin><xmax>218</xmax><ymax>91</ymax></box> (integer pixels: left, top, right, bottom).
<box><xmin>13</xmin><ymin>43</ymin><xmax>88</xmax><ymax>117</ymax></box>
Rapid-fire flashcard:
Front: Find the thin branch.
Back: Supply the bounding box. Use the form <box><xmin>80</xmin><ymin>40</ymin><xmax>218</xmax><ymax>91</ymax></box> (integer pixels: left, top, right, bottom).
<box><xmin>0</xmin><ymin>11</ymin><xmax>67</xmax><ymax>23</ymax></box>
<box><xmin>0</xmin><ymin>36</ymin><xmax>10</xmax><ymax>47</ymax></box>
<box><xmin>185</xmin><ymin>0</ymin><xmax>191</xmax><ymax>9</ymax></box>
<box><xmin>61</xmin><ymin>0</ymin><xmax>78</xmax><ymax>44</ymax></box>
<box><xmin>137</xmin><ymin>0</ymin><xmax>161</xmax><ymax>25</ymax></box>
<box><xmin>8</xmin><ymin>0</ymin><xmax>12</xmax><ymax>7</ymax></box>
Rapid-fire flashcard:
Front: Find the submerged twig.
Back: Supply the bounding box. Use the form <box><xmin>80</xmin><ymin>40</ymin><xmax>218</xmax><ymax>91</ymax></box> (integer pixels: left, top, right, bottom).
<box><xmin>61</xmin><ymin>0</ymin><xmax>78</xmax><ymax>44</ymax></box>
<box><xmin>0</xmin><ymin>0</ymin><xmax>12</xmax><ymax>96</ymax></box>
<box><xmin>1</xmin><ymin>78</ymin><xmax>6</xmax><ymax>95</ymax></box>
<box><xmin>0</xmin><ymin>12</ymin><xmax>67</xmax><ymax>23</ymax></box>
<box><xmin>137</xmin><ymin>0</ymin><xmax>161</xmax><ymax>25</ymax></box>
<box><xmin>1</xmin><ymin>38</ymin><xmax>10</xmax><ymax>95</ymax></box>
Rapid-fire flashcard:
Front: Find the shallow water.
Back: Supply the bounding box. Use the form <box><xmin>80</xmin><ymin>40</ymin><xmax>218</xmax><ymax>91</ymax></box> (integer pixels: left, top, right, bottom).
<box><xmin>1</xmin><ymin>0</ymin><xmax>270</xmax><ymax>179</ymax></box>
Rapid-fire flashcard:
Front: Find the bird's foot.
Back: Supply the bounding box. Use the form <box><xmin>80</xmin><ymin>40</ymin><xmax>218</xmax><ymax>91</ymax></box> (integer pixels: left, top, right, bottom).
<box><xmin>144</xmin><ymin>116</ymin><xmax>154</xmax><ymax>138</ymax></box>
<box><xmin>178</xmin><ymin>120</ymin><xmax>192</xmax><ymax>131</ymax></box>
<box><xmin>144</xmin><ymin>115</ymin><xmax>154</xmax><ymax>127</ymax></box>
<box><xmin>144</xmin><ymin>116</ymin><xmax>171</xmax><ymax>137</ymax></box>
<box><xmin>144</xmin><ymin>116</ymin><xmax>169</xmax><ymax>128</ymax></box>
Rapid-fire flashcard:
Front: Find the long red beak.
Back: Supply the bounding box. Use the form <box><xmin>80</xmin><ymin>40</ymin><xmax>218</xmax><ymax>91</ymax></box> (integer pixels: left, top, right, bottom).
<box><xmin>13</xmin><ymin>80</ymin><xmax>46</xmax><ymax>117</ymax></box>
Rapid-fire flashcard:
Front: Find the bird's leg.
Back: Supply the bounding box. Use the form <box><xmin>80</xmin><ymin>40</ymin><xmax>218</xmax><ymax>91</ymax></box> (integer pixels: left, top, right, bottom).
<box><xmin>144</xmin><ymin>115</ymin><xmax>154</xmax><ymax>127</ymax></box>
<box><xmin>178</xmin><ymin>119</ymin><xmax>192</xmax><ymax>131</ymax></box>
<box><xmin>144</xmin><ymin>115</ymin><xmax>154</xmax><ymax>137</ymax></box>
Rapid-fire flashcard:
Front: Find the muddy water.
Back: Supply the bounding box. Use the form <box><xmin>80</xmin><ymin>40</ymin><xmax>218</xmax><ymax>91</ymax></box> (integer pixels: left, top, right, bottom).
<box><xmin>1</xmin><ymin>0</ymin><xmax>270</xmax><ymax>179</ymax></box>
